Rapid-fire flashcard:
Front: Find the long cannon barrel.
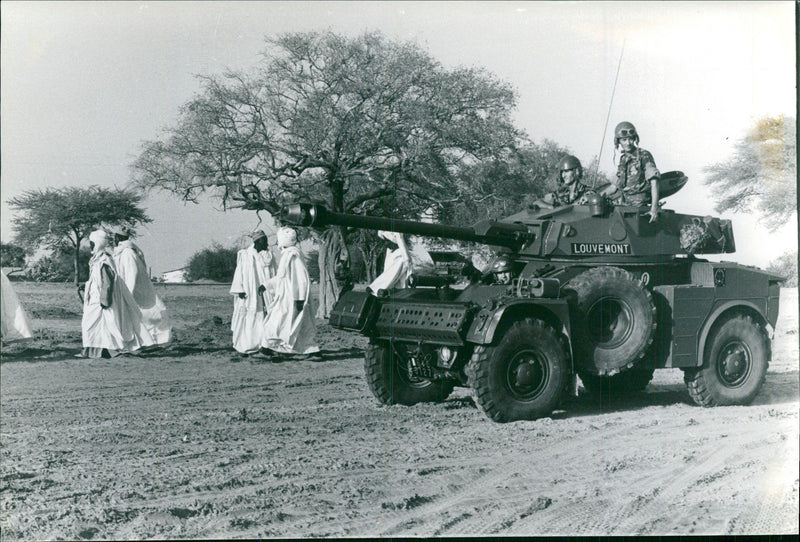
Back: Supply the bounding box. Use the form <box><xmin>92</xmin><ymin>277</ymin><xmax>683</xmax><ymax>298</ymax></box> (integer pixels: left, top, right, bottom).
<box><xmin>282</xmin><ymin>203</ymin><xmax>533</xmax><ymax>249</ymax></box>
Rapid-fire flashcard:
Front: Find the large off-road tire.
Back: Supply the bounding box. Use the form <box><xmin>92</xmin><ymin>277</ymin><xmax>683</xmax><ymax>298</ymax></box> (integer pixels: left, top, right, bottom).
<box><xmin>566</xmin><ymin>266</ymin><xmax>656</xmax><ymax>375</ymax></box>
<box><xmin>364</xmin><ymin>340</ymin><xmax>455</xmax><ymax>406</ymax></box>
<box><xmin>466</xmin><ymin>318</ymin><xmax>569</xmax><ymax>423</ymax></box>
<box><xmin>683</xmin><ymin>314</ymin><xmax>769</xmax><ymax>407</ymax></box>
<box><xmin>578</xmin><ymin>367</ymin><xmax>655</xmax><ymax>398</ymax></box>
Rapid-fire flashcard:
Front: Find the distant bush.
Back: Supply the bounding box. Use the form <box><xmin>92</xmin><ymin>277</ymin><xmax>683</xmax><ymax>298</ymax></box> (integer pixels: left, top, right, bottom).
<box><xmin>0</xmin><ymin>243</ymin><xmax>26</xmax><ymax>268</ymax></box>
<box><xmin>25</xmin><ymin>247</ymin><xmax>91</xmax><ymax>282</ymax></box>
<box><xmin>185</xmin><ymin>243</ymin><xmax>238</xmax><ymax>282</ymax></box>
<box><xmin>767</xmin><ymin>251</ymin><xmax>798</xmax><ymax>287</ymax></box>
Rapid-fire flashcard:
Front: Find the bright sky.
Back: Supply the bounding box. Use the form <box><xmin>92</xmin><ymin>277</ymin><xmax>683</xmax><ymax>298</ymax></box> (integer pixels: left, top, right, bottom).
<box><xmin>1</xmin><ymin>1</ymin><xmax>796</xmax><ymax>274</ymax></box>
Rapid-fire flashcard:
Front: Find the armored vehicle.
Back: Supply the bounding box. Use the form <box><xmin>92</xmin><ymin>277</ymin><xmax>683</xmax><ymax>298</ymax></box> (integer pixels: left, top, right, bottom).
<box><xmin>282</xmin><ymin>172</ymin><xmax>783</xmax><ymax>422</ymax></box>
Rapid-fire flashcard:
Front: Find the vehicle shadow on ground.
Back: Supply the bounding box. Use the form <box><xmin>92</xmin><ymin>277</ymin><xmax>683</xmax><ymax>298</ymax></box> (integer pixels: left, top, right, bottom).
<box><xmin>441</xmin><ymin>372</ymin><xmax>799</xmax><ymax>419</ymax></box>
<box><xmin>557</xmin><ymin>386</ymin><xmax>694</xmax><ymax>418</ymax></box>
<box><xmin>555</xmin><ymin>371</ymin><xmax>800</xmax><ymax>417</ymax></box>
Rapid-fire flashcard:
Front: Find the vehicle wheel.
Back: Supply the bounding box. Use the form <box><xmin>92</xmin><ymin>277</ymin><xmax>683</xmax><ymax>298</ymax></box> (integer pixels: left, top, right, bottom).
<box><xmin>566</xmin><ymin>266</ymin><xmax>656</xmax><ymax>375</ymax></box>
<box><xmin>684</xmin><ymin>315</ymin><xmax>769</xmax><ymax>407</ymax></box>
<box><xmin>364</xmin><ymin>340</ymin><xmax>454</xmax><ymax>406</ymax></box>
<box><xmin>578</xmin><ymin>367</ymin><xmax>655</xmax><ymax>398</ymax></box>
<box><xmin>466</xmin><ymin>318</ymin><xmax>569</xmax><ymax>423</ymax></box>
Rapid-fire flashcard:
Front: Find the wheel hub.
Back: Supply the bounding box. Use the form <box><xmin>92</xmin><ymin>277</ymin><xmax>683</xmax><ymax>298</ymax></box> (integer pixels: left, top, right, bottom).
<box><xmin>506</xmin><ymin>351</ymin><xmax>548</xmax><ymax>400</ymax></box>
<box><xmin>587</xmin><ymin>297</ymin><xmax>634</xmax><ymax>348</ymax></box>
<box><xmin>716</xmin><ymin>341</ymin><xmax>751</xmax><ymax>387</ymax></box>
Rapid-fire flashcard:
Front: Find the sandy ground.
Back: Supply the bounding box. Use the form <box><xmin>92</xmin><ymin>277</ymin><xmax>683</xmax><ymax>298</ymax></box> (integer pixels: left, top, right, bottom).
<box><xmin>1</xmin><ymin>283</ymin><xmax>797</xmax><ymax>539</ymax></box>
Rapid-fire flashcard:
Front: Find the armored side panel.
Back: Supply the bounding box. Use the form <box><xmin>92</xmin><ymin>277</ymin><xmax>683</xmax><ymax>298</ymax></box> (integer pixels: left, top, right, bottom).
<box><xmin>649</xmin><ymin>262</ymin><xmax>783</xmax><ymax>368</ymax></box>
<box><xmin>329</xmin><ymin>290</ymin><xmax>378</xmax><ymax>332</ymax></box>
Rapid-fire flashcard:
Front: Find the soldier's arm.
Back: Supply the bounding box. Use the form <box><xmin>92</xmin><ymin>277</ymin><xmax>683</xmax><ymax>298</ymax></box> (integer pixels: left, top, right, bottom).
<box><xmin>641</xmin><ymin>150</ymin><xmax>661</xmax><ymax>182</ymax></box>
<box><xmin>642</xmin><ymin>150</ymin><xmax>661</xmax><ymax>222</ymax></box>
<box><xmin>532</xmin><ymin>193</ymin><xmax>556</xmax><ymax>209</ymax></box>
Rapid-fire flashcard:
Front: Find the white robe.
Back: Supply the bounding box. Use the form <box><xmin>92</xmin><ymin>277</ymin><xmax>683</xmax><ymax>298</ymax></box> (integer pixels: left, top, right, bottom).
<box><xmin>369</xmin><ymin>246</ymin><xmax>413</xmax><ymax>292</ymax></box>
<box><xmin>1</xmin><ymin>270</ymin><xmax>34</xmax><ymax>341</ymax></box>
<box><xmin>81</xmin><ymin>250</ymin><xmax>155</xmax><ymax>353</ymax></box>
<box><xmin>113</xmin><ymin>240</ymin><xmax>171</xmax><ymax>345</ymax></box>
<box><xmin>261</xmin><ymin>246</ymin><xmax>319</xmax><ymax>354</ymax></box>
<box><xmin>230</xmin><ymin>246</ymin><xmax>275</xmax><ymax>354</ymax></box>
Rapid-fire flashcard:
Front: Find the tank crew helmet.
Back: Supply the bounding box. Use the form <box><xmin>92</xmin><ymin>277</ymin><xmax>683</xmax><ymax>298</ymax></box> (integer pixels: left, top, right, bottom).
<box><xmin>492</xmin><ymin>256</ymin><xmax>513</xmax><ymax>284</ymax></box>
<box><xmin>556</xmin><ymin>154</ymin><xmax>583</xmax><ymax>182</ymax></box>
<box><xmin>614</xmin><ymin>121</ymin><xmax>639</xmax><ymax>146</ymax></box>
<box><xmin>492</xmin><ymin>256</ymin><xmax>512</xmax><ymax>273</ymax></box>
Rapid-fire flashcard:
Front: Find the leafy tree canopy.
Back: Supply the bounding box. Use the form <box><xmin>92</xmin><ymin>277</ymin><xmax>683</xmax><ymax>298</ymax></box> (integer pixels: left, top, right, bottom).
<box><xmin>767</xmin><ymin>251</ymin><xmax>798</xmax><ymax>288</ymax></box>
<box><xmin>25</xmin><ymin>246</ymin><xmax>92</xmax><ymax>283</ymax></box>
<box><xmin>185</xmin><ymin>243</ymin><xmax>238</xmax><ymax>282</ymax></box>
<box><xmin>703</xmin><ymin>115</ymin><xmax>796</xmax><ymax>231</ymax></box>
<box><xmin>8</xmin><ymin>186</ymin><xmax>151</xmax><ymax>284</ymax></box>
<box><xmin>0</xmin><ymin>243</ymin><xmax>26</xmax><ymax>268</ymax></box>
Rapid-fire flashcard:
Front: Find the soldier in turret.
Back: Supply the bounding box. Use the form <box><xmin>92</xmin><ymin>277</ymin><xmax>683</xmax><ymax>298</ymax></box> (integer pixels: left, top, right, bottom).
<box><xmin>491</xmin><ymin>255</ymin><xmax>514</xmax><ymax>285</ymax></box>
<box><xmin>606</xmin><ymin>121</ymin><xmax>661</xmax><ymax>222</ymax></box>
<box><xmin>535</xmin><ymin>154</ymin><xmax>588</xmax><ymax>209</ymax></box>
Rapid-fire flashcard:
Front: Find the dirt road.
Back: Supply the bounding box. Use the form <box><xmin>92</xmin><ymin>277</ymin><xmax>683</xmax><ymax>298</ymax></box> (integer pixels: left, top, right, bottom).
<box><xmin>1</xmin><ymin>284</ymin><xmax>797</xmax><ymax>539</ymax></box>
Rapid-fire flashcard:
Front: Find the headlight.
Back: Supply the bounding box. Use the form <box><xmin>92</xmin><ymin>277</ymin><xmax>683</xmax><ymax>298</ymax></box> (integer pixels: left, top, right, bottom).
<box><xmin>438</xmin><ymin>346</ymin><xmax>455</xmax><ymax>368</ymax></box>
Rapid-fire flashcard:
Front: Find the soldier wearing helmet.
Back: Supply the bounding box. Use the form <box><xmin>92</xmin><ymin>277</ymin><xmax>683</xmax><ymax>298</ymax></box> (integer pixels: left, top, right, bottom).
<box><xmin>491</xmin><ymin>255</ymin><xmax>513</xmax><ymax>285</ymax></box>
<box><xmin>608</xmin><ymin>121</ymin><xmax>661</xmax><ymax>222</ymax></box>
<box><xmin>535</xmin><ymin>154</ymin><xmax>588</xmax><ymax>209</ymax></box>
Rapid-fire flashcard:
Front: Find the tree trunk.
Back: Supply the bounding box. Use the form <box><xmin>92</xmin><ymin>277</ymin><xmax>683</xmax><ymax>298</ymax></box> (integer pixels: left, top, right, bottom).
<box><xmin>316</xmin><ymin>227</ymin><xmax>350</xmax><ymax>319</ymax></box>
<box><xmin>354</xmin><ymin>246</ymin><xmax>372</xmax><ymax>283</ymax></box>
<box><xmin>73</xmin><ymin>243</ymin><xmax>81</xmax><ymax>287</ymax></box>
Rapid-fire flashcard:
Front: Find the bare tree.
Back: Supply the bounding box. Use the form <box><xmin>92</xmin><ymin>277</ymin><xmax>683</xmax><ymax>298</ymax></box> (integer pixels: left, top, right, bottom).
<box><xmin>131</xmin><ymin>30</ymin><xmax>522</xmax><ymax>316</ymax></box>
<box><xmin>703</xmin><ymin>115</ymin><xmax>796</xmax><ymax>231</ymax></box>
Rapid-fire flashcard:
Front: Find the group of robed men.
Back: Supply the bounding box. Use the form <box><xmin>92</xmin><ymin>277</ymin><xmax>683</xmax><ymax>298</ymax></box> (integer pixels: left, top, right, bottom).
<box><xmin>77</xmin><ymin>227</ymin><xmax>171</xmax><ymax>358</ymax></box>
<box><xmin>229</xmin><ymin>226</ymin><xmax>320</xmax><ymax>358</ymax></box>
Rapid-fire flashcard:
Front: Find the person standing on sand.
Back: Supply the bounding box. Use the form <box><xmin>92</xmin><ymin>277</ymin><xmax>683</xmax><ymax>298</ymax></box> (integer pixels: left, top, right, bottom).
<box><xmin>260</xmin><ymin>227</ymin><xmax>319</xmax><ymax>358</ymax></box>
<box><xmin>1</xmin><ymin>269</ymin><xmax>34</xmax><ymax>342</ymax></box>
<box><xmin>230</xmin><ymin>230</ymin><xmax>276</xmax><ymax>355</ymax></box>
<box><xmin>78</xmin><ymin>229</ymin><xmax>155</xmax><ymax>358</ymax></box>
<box><xmin>110</xmin><ymin>226</ymin><xmax>172</xmax><ymax>347</ymax></box>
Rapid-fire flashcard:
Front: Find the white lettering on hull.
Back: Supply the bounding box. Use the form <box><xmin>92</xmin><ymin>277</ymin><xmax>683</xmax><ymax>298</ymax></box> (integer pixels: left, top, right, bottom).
<box><xmin>571</xmin><ymin>243</ymin><xmax>632</xmax><ymax>255</ymax></box>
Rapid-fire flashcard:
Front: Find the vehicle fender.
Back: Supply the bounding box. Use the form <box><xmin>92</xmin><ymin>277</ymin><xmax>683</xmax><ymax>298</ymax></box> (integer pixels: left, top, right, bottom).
<box><xmin>696</xmin><ymin>299</ymin><xmax>771</xmax><ymax>367</ymax></box>
<box><xmin>466</xmin><ymin>298</ymin><xmax>573</xmax><ymax>359</ymax></box>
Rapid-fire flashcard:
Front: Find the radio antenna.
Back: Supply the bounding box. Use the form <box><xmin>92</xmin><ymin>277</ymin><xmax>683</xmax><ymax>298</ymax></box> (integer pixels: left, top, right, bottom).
<box><xmin>594</xmin><ymin>39</ymin><xmax>626</xmax><ymax>187</ymax></box>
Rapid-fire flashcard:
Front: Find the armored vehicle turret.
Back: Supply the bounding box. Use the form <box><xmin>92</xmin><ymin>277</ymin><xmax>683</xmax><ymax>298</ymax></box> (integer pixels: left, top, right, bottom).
<box><xmin>282</xmin><ymin>173</ymin><xmax>782</xmax><ymax>422</ymax></box>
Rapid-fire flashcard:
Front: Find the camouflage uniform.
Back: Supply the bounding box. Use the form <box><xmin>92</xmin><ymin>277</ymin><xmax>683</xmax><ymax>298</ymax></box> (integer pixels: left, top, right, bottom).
<box><xmin>542</xmin><ymin>182</ymin><xmax>588</xmax><ymax>207</ymax></box>
<box><xmin>614</xmin><ymin>148</ymin><xmax>660</xmax><ymax>205</ymax></box>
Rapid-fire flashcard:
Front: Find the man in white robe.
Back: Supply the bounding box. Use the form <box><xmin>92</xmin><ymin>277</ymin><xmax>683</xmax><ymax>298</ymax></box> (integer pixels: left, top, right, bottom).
<box><xmin>110</xmin><ymin>226</ymin><xmax>171</xmax><ymax>346</ymax></box>
<box><xmin>261</xmin><ymin>227</ymin><xmax>319</xmax><ymax>357</ymax></box>
<box><xmin>78</xmin><ymin>230</ymin><xmax>155</xmax><ymax>358</ymax></box>
<box><xmin>368</xmin><ymin>230</ymin><xmax>413</xmax><ymax>294</ymax></box>
<box><xmin>1</xmin><ymin>270</ymin><xmax>34</xmax><ymax>342</ymax></box>
<box><xmin>230</xmin><ymin>230</ymin><xmax>276</xmax><ymax>354</ymax></box>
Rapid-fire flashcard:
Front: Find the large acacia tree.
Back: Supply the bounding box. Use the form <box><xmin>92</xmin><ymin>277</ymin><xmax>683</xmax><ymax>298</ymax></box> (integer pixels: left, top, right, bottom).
<box><xmin>132</xmin><ymin>31</ymin><xmax>523</xmax><ymax>317</ymax></box>
<box><xmin>704</xmin><ymin>115</ymin><xmax>796</xmax><ymax>231</ymax></box>
<box><xmin>9</xmin><ymin>186</ymin><xmax>151</xmax><ymax>285</ymax></box>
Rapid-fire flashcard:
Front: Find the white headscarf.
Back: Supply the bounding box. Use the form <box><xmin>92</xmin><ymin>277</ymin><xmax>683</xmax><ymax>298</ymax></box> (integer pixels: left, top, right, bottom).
<box><xmin>277</xmin><ymin>227</ymin><xmax>297</xmax><ymax>248</ymax></box>
<box><xmin>377</xmin><ymin>230</ymin><xmax>403</xmax><ymax>246</ymax></box>
<box><xmin>89</xmin><ymin>229</ymin><xmax>108</xmax><ymax>252</ymax></box>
